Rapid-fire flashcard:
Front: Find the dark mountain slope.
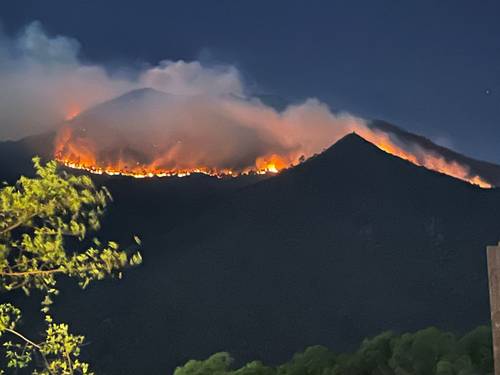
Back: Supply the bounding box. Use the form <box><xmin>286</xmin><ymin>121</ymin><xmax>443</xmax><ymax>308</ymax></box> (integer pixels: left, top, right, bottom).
<box><xmin>370</xmin><ymin>120</ymin><xmax>500</xmax><ymax>186</ymax></box>
<box><xmin>44</xmin><ymin>133</ymin><xmax>500</xmax><ymax>375</ymax></box>
<box><xmin>0</xmin><ymin>131</ymin><xmax>54</xmax><ymax>181</ymax></box>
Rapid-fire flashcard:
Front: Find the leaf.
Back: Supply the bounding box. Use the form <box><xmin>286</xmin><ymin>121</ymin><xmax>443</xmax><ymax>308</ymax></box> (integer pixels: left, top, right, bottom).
<box><xmin>133</xmin><ymin>235</ymin><xmax>142</xmax><ymax>245</ymax></box>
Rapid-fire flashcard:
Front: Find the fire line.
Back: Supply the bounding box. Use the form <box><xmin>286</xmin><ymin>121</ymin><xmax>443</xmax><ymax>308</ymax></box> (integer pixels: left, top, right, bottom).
<box><xmin>54</xmin><ymin>123</ymin><xmax>492</xmax><ymax>188</ymax></box>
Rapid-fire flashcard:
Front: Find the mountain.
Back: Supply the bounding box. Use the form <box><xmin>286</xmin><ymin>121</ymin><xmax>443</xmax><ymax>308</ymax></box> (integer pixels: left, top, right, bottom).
<box><xmin>2</xmin><ymin>94</ymin><xmax>500</xmax><ymax>374</ymax></box>
<box><xmin>8</xmin><ymin>133</ymin><xmax>493</xmax><ymax>375</ymax></box>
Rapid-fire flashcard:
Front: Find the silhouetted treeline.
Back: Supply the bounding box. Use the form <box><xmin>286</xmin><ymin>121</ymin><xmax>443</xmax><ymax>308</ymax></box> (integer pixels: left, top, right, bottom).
<box><xmin>173</xmin><ymin>326</ymin><xmax>493</xmax><ymax>375</ymax></box>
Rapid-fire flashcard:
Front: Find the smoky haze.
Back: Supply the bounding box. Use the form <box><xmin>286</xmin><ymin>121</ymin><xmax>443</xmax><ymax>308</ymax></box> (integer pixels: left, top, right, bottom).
<box><xmin>0</xmin><ymin>21</ymin><xmax>133</xmax><ymax>139</ymax></box>
<box><xmin>0</xmin><ymin>21</ymin><xmax>257</xmax><ymax>140</ymax></box>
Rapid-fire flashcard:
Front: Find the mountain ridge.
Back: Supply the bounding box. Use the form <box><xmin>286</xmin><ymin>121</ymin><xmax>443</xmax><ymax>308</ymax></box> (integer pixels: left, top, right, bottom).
<box><xmin>370</xmin><ymin>120</ymin><xmax>500</xmax><ymax>186</ymax></box>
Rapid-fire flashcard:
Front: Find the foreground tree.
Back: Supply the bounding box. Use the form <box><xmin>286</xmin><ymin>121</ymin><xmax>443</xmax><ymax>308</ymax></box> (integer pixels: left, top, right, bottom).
<box><xmin>0</xmin><ymin>158</ymin><xmax>142</xmax><ymax>374</ymax></box>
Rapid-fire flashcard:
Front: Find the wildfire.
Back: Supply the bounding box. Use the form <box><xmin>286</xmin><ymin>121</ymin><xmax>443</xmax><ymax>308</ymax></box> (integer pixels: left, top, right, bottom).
<box><xmin>355</xmin><ymin>128</ymin><xmax>492</xmax><ymax>189</ymax></box>
<box><xmin>54</xmin><ymin>119</ymin><xmax>492</xmax><ymax>188</ymax></box>
<box><xmin>55</xmin><ymin>159</ymin><xmax>282</xmax><ymax>179</ymax></box>
<box><xmin>54</xmin><ymin>128</ymin><xmax>287</xmax><ymax>178</ymax></box>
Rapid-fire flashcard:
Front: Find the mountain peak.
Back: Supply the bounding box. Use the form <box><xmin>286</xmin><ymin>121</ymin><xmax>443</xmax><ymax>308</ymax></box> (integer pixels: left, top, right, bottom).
<box><xmin>97</xmin><ymin>87</ymin><xmax>171</xmax><ymax>107</ymax></box>
<box><xmin>313</xmin><ymin>132</ymin><xmax>386</xmax><ymax>163</ymax></box>
<box><xmin>330</xmin><ymin>132</ymin><xmax>374</xmax><ymax>149</ymax></box>
<box><xmin>278</xmin><ymin>130</ymin><xmax>481</xmax><ymax>193</ymax></box>
<box><xmin>74</xmin><ymin>87</ymin><xmax>171</xmax><ymax>120</ymax></box>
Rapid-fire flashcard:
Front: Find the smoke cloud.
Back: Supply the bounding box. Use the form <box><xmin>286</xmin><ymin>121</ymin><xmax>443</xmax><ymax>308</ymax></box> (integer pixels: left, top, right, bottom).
<box><xmin>1</xmin><ymin>20</ymin><xmax>366</xmax><ymax>172</ymax></box>
<box><xmin>55</xmin><ymin>90</ymin><xmax>363</xmax><ymax>174</ymax></box>
<box><xmin>0</xmin><ymin>21</ymin><xmax>249</xmax><ymax>140</ymax></box>
<box><xmin>2</xmin><ymin>21</ymin><xmax>492</xmax><ymax>187</ymax></box>
<box><xmin>0</xmin><ymin>21</ymin><xmax>134</xmax><ymax>139</ymax></box>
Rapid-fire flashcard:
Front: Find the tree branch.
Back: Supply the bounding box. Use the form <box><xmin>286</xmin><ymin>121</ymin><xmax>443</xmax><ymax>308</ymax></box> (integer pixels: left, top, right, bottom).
<box><xmin>4</xmin><ymin>328</ymin><xmax>40</xmax><ymax>349</ymax></box>
<box><xmin>5</xmin><ymin>328</ymin><xmax>56</xmax><ymax>375</ymax></box>
<box><xmin>0</xmin><ymin>268</ymin><xmax>63</xmax><ymax>277</ymax></box>
<box><xmin>0</xmin><ymin>213</ymin><xmax>38</xmax><ymax>235</ymax></box>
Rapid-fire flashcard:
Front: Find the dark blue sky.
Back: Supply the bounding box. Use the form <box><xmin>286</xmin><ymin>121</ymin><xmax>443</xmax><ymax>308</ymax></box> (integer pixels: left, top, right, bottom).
<box><xmin>1</xmin><ymin>0</ymin><xmax>499</xmax><ymax>162</ymax></box>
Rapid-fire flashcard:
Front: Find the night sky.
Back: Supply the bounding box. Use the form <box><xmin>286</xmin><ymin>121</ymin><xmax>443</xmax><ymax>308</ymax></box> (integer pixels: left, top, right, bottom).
<box><xmin>1</xmin><ymin>0</ymin><xmax>498</xmax><ymax>162</ymax></box>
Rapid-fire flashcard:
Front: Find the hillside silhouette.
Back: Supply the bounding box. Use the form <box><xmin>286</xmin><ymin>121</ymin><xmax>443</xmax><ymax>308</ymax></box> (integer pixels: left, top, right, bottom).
<box><xmin>3</xmin><ymin>133</ymin><xmax>494</xmax><ymax>374</ymax></box>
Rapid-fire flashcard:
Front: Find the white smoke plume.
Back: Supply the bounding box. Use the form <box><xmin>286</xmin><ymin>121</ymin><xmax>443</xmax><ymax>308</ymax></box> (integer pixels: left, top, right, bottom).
<box><xmin>0</xmin><ymin>21</ymin><xmax>251</xmax><ymax>140</ymax></box>
<box><xmin>0</xmin><ymin>21</ymin><xmax>131</xmax><ymax>139</ymax></box>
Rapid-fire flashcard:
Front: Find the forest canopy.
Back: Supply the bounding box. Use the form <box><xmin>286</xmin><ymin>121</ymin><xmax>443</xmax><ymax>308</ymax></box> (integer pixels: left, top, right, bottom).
<box><xmin>173</xmin><ymin>326</ymin><xmax>493</xmax><ymax>375</ymax></box>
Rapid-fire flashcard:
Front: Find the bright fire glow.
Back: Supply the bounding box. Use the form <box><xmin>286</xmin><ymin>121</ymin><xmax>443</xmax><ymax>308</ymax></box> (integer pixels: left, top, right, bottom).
<box><xmin>54</xmin><ymin>120</ymin><xmax>492</xmax><ymax>188</ymax></box>
<box><xmin>355</xmin><ymin>128</ymin><xmax>492</xmax><ymax>188</ymax></box>
<box><xmin>64</xmin><ymin>106</ymin><xmax>81</xmax><ymax>121</ymax></box>
<box><xmin>54</xmin><ymin>125</ymin><xmax>288</xmax><ymax>178</ymax></box>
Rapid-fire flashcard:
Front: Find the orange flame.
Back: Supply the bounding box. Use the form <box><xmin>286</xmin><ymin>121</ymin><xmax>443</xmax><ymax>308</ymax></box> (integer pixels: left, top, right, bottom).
<box><xmin>64</xmin><ymin>106</ymin><xmax>81</xmax><ymax>121</ymax></box>
<box><xmin>355</xmin><ymin>128</ymin><xmax>492</xmax><ymax>188</ymax></box>
<box><xmin>53</xmin><ymin>121</ymin><xmax>492</xmax><ymax>188</ymax></box>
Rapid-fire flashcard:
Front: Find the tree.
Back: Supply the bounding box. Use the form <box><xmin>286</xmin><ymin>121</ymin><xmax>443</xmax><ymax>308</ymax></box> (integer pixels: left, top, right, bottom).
<box><xmin>172</xmin><ymin>352</ymin><xmax>276</xmax><ymax>375</ymax></box>
<box><xmin>173</xmin><ymin>352</ymin><xmax>233</xmax><ymax>375</ymax></box>
<box><xmin>0</xmin><ymin>158</ymin><xmax>142</xmax><ymax>374</ymax></box>
<box><xmin>174</xmin><ymin>326</ymin><xmax>493</xmax><ymax>375</ymax></box>
<box><xmin>277</xmin><ymin>346</ymin><xmax>336</xmax><ymax>375</ymax></box>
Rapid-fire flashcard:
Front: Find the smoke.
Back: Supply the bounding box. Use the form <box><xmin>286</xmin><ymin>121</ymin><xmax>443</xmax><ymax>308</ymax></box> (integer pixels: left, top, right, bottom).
<box><xmin>2</xmin><ymin>21</ymin><xmax>492</xmax><ymax>187</ymax></box>
<box><xmin>55</xmin><ymin>90</ymin><xmax>363</xmax><ymax>174</ymax></box>
<box><xmin>139</xmin><ymin>61</ymin><xmax>244</xmax><ymax>97</ymax></box>
<box><xmin>0</xmin><ymin>21</ymin><xmax>249</xmax><ymax>140</ymax></box>
<box><xmin>1</xmin><ymin>20</ymin><xmax>366</xmax><ymax>171</ymax></box>
<box><xmin>0</xmin><ymin>21</ymin><xmax>135</xmax><ymax>139</ymax></box>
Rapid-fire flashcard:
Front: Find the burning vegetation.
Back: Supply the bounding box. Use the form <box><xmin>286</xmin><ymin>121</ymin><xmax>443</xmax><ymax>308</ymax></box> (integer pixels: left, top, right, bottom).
<box><xmin>54</xmin><ymin>88</ymin><xmax>492</xmax><ymax>188</ymax></box>
<box><xmin>355</xmin><ymin>128</ymin><xmax>492</xmax><ymax>188</ymax></box>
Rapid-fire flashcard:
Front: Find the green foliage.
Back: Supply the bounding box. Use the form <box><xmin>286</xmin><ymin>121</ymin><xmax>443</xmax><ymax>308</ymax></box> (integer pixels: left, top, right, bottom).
<box><xmin>232</xmin><ymin>361</ymin><xmax>274</xmax><ymax>375</ymax></box>
<box><xmin>174</xmin><ymin>326</ymin><xmax>493</xmax><ymax>375</ymax></box>
<box><xmin>174</xmin><ymin>352</ymin><xmax>233</xmax><ymax>375</ymax></box>
<box><xmin>277</xmin><ymin>346</ymin><xmax>336</xmax><ymax>375</ymax></box>
<box><xmin>173</xmin><ymin>353</ymin><xmax>275</xmax><ymax>375</ymax></box>
<box><xmin>0</xmin><ymin>158</ymin><xmax>142</xmax><ymax>374</ymax></box>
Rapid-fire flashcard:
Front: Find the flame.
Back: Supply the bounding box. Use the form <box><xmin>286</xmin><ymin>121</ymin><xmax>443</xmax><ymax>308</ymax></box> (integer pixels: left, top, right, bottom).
<box><xmin>355</xmin><ymin>128</ymin><xmax>492</xmax><ymax>189</ymax></box>
<box><xmin>54</xmin><ymin>120</ymin><xmax>493</xmax><ymax>188</ymax></box>
<box><xmin>54</xmin><ymin>154</ymin><xmax>286</xmax><ymax>179</ymax></box>
<box><xmin>255</xmin><ymin>154</ymin><xmax>290</xmax><ymax>174</ymax></box>
<box><xmin>64</xmin><ymin>106</ymin><xmax>81</xmax><ymax>121</ymax></box>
